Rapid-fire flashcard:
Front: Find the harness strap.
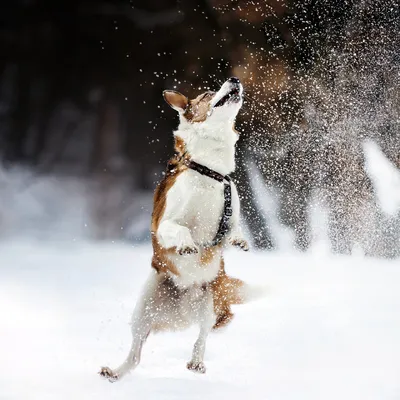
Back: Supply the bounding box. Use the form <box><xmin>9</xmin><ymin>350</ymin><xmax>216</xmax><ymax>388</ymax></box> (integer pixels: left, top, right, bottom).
<box><xmin>185</xmin><ymin>160</ymin><xmax>232</xmax><ymax>247</ymax></box>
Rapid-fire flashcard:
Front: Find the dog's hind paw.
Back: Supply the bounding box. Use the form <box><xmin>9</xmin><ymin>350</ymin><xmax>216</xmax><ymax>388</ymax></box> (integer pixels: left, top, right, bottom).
<box><xmin>99</xmin><ymin>366</ymin><xmax>120</xmax><ymax>383</ymax></box>
<box><xmin>187</xmin><ymin>361</ymin><xmax>206</xmax><ymax>374</ymax></box>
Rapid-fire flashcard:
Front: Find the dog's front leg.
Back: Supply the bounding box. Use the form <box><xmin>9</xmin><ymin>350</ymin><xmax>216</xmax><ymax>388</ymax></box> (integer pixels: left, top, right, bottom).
<box><xmin>227</xmin><ymin>183</ymin><xmax>249</xmax><ymax>251</ymax></box>
<box><xmin>187</xmin><ymin>289</ymin><xmax>215</xmax><ymax>374</ymax></box>
<box><xmin>99</xmin><ymin>273</ymin><xmax>158</xmax><ymax>382</ymax></box>
<box><xmin>158</xmin><ymin>220</ymin><xmax>198</xmax><ymax>254</ymax></box>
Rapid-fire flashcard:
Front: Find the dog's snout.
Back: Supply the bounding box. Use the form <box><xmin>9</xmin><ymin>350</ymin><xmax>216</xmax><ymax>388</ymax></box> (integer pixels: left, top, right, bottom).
<box><xmin>228</xmin><ymin>77</ymin><xmax>240</xmax><ymax>85</ymax></box>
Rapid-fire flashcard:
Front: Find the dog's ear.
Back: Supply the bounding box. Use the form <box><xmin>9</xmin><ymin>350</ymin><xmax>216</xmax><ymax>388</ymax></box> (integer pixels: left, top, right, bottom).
<box><xmin>163</xmin><ymin>90</ymin><xmax>188</xmax><ymax>113</ymax></box>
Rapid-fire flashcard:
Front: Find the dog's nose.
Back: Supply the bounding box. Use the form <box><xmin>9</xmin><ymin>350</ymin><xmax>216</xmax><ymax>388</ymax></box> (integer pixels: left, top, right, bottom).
<box><xmin>228</xmin><ymin>77</ymin><xmax>240</xmax><ymax>84</ymax></box>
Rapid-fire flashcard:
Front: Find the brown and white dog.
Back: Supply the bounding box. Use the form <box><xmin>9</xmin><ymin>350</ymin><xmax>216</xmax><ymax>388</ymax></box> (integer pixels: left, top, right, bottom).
<box><xmin>100</xmin><ymin>77</ymin><xmax>251</xmax><ymax>381</ymax></box>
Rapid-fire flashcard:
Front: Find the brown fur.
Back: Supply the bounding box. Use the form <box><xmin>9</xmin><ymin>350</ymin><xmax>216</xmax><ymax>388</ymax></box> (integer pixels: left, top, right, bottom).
<box><xmin>183</xmin><ymin>91</ymin><xmax>215</xmax><ymax>122</ymax></box>
<box><xmin>163</xmin><ymin>90</ymin><xmax>188</xmax><ymax>111</ymax></box>
<box><xmin>211</xmin><ymin>258</ymin><xmax>245</xmax><ymax>329</ymax></box>
<box><xmin>151</xmin><ymin>159</ymin><xmax>188</xmax><ymax>276</ymax></box>
<box><xmin>200</xmin><ymin>244</ymin><xmax>221</xmax><ymax>265</ymax></box>
<box><xmin>174</xmin><ymin>135</ymin><xmax>186</xmax><ymax>155</ymax></box>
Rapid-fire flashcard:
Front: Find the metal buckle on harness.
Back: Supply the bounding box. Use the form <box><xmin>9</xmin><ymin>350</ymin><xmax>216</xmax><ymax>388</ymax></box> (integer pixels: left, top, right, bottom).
<box><xmin>225</xmin><ymin>206</ymin><xmax>233</xmax><ymax>217</ymax></box>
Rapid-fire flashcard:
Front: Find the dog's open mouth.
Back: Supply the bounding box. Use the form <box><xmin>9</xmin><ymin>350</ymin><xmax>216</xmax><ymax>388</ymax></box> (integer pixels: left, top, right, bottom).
<box><xmin>213</xmin><ymin>88</ymin><xmax>241</xmax><ymax>108</ymax></box>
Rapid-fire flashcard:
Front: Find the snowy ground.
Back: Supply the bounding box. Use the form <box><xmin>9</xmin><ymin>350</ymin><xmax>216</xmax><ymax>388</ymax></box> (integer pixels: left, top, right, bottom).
<box><xmin>1</xmin><ymin>241</ymin><xmax>400</xmax><ymax>400</ymax></box>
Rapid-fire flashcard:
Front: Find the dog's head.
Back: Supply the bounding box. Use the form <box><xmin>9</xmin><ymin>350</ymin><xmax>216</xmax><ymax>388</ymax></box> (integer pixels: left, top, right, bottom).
<box><xmin>163</xmin><ymin>77</ymin><xmax>243</xmax><ymax>126</ymax></box>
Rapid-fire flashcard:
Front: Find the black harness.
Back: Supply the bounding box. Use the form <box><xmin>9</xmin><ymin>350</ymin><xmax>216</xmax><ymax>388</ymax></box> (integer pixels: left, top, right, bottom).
<box><xmin>186</xmin><ymin>160</ymin><xmax>232</xmax><ymax>247</ymax></box>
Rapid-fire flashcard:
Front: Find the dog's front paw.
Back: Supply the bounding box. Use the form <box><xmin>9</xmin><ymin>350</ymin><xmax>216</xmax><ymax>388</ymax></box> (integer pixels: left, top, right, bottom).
<box><xmin>99</xmin><ymin>366</ymin><xmax>120</xmax><ymax>383</ymax></box>
<box><xmin>177</xmin><ymin>244</ymin><xmax>199</xmax><ymax>255</ymax></box>
<box><xmin>229</xmin><ymin>238</ymin><xmax>249</xmax><ymax>251</ymax></box>
<box><xmin>187</xmin><ymin>361</ymin><xmax>206</xmax><ymax>374</ymax></box>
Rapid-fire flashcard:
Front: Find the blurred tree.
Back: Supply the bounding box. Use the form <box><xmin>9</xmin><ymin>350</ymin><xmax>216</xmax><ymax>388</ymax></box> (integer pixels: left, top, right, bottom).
<box><xmin>0</xmin><ymin>0</ymin><xmax>398</xmax><ymax>253</ymax></box>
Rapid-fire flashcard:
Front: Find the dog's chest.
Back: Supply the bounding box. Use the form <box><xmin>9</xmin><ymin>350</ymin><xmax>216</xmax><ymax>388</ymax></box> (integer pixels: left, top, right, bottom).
<box><xmin>177</xmin><ymin>170</ymin><xmax>225</xmax><ymax>243</ymax></box>
<box><xmin>160</xmin><ymin>169</ymin><xmax>233</xmax><ymax>287</ymax></box>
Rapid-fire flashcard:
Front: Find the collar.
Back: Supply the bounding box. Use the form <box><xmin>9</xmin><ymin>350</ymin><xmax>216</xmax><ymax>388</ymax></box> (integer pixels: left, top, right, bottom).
<box><xmin>185</xmin><ymin>159</ymin><xmax>231</xmax><ymax>183</ymax></box>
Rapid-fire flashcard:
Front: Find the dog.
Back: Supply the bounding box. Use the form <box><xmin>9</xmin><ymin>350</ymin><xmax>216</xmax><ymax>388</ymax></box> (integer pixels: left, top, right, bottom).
<box><xmin>99</xmin><ymin>77</ymin><xmax>251</xmax><ymax>381</ymax></box>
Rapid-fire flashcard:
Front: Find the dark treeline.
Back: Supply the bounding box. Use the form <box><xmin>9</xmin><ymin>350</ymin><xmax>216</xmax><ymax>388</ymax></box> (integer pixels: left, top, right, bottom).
<box><xmin>0</xmin><ymin>0</ymin><xmax>399</xmax><ymax>253</ymax></box>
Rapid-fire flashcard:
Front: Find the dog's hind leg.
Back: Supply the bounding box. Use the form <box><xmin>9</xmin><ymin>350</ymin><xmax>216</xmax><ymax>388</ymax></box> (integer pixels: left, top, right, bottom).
<box><xmin>99</xmin><ymin>272</ymin><xmax>159</xmax><ymax>382</ymax></box>
<box><xmin>187</xmin><ymin>288</ymin><xmax>216</xmax><ymax>374</ymax></box>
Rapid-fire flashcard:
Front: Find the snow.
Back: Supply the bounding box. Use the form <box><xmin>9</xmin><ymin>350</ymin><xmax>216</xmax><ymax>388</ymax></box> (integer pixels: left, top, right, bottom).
<box><xmin>1</xmin><ymin>240</ymin><xmax>400</xmax><ymax>400</ymax></box>
<box><xmin>364</xmin><ymin>141</ymin><xmax>400</xmax><ymax>216</ymax></box>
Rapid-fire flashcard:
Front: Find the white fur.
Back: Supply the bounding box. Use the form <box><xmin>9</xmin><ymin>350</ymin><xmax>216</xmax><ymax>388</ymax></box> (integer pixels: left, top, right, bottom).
<box><xmin>157</xmin><ymin>170</ymin><xmax>244</xmax><ymax>287</ymax></box>
<box><xmin>158</xmin><ymin>80</ymin><xmax>245</xmax><ymax>287</ymax></box>
<box><xmin>100</xmin><ymin>79</ymin><xmax>247</xmax><ymax>382</ymax></box>
<box><xmin>176</xmin><ymin>79</ymin><xmax>243</xmax><ymax>175</ymax></box>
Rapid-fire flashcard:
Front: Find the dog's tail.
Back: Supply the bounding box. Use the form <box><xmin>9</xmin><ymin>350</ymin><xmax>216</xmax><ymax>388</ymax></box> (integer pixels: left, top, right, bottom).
<box><xmin>211</xmin><ymin>260</ymin><xmax>267</xmax><ymax>330</ymax></box>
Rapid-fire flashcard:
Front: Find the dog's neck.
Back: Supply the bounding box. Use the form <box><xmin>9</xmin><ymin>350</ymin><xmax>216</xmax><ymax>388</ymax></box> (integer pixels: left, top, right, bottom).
<box><xmin>175</xmin><ymin>119</ymin><xmax>238</xmax><ymax>176</ymax></box>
